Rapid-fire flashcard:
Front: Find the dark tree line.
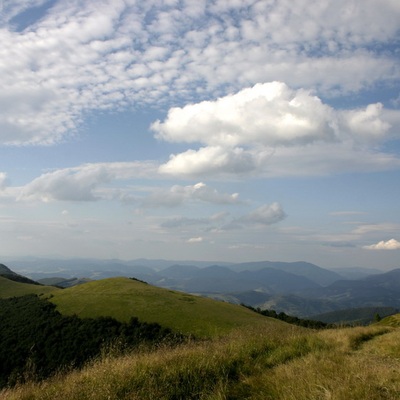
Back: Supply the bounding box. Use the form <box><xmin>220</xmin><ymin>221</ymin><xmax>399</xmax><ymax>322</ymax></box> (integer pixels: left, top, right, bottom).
<box><xmin>0</xmin><ymin>295</ymin><xmax>183</xmax><ymax>388</ymax></box>
<box><xmin>0</xmin><ymin>273</ymin><xmax>41</xmax><ymax>285</ymax></box>
<box><xmin>242</xmin><ymin>304</ymin><xmax>333</xmax><ymax>329</ymax></box>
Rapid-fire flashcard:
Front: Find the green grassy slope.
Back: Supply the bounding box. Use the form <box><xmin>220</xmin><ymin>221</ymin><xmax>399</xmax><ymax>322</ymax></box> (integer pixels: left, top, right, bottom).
<box><xmin>376</xmin><ymin>313</ymin><xmax>400</xmax><ymax>327</ymax></box>
<box><xmin>0</xmin><ymin>276</ymin><xmax>59</xmax><ymax>298</ymax></box>
<box><xmin>49</xmin><ymin>277</ymin><xmax>273</xmax><ymax>337</ymax></box>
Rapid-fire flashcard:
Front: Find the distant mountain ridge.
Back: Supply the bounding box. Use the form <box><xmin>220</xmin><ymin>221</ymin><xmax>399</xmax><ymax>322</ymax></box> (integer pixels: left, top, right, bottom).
<box><xmin>301</xmin><ymin>268</ymin><xmax>400</xmax><ymax>306</ymax></box>
<box><xmin>310</xmin><ymin>307</ymin><xmax>398</xmax><ymax>325</ymax></box>
<box><xmin>7</xmin><ymin>258</ymin><xmax>341</xmax><ymax>292</ymax></box>
<box><xmin>152</xmin><ymin>264</ymin><xmax>323</xmax><ymax>294</ymax></box>
<box><xmin>0</xmin><ymin>263</ymin><xmax>41</xmax><ymax>286</ymax></box>
<box><xmin>5</xmin><ymin>257</ymin><xmax>399</xmax><ymax>319</ymax></box>
<box><xmin>0</xmin><ymin>263</ymin><xmax>17</xmax><ymax>275</ymax></box>
<box><xmin>227</xmin><ymin>261</ymin><xmax>342</xmax><ymax>286</ymax></box>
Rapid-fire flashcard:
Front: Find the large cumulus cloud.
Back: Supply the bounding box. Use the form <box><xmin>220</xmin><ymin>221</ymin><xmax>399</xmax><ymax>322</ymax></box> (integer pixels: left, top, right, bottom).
<box><xmin>153</xmin><ymin>82</ymin><xmax>338</xmax><ymax>147</ymax></box>
<box><xmin>153</xmin><ymin>82</ymin><xmax>399</xmax><ymax>177</ymax></box>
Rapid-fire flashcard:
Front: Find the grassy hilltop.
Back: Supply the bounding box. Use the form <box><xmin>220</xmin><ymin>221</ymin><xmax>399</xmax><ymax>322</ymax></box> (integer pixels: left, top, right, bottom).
<box><xmin>0</xmin><ymin>276</ymin><xmax>58</xmax><ymax>298</ymax></box>
<box><xmin>48</xmin><ymin>277</ymin><xmax>270</xmax><ymax>338</ymax></box>
<box><xmin>0</xmin><ymin>270</ymin><xmax>273</xmax><ymax>338</ymax></box>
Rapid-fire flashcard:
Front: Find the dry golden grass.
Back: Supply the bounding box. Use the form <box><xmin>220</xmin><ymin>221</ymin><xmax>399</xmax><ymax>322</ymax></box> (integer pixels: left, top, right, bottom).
<box><xmin>2</xmin><ymin>323</ymin><xmax>399</xmax><ymax>400</ymax></box>
<box><xmin>240</xmin><ymin>326</ymin><xmax>400</xmax><ymax>400</ymax></box>
<box><xmin>0</xmin><ymin>323</ymin><xmax>308</xmax><ymax>400</ymax></box>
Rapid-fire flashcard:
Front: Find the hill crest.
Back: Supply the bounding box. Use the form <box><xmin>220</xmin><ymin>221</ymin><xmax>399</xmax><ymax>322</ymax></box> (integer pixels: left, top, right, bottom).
<box><xmin>48</xmin><ymin>277</ymin><xmax>278</xmax><ymax>338</ymax></box>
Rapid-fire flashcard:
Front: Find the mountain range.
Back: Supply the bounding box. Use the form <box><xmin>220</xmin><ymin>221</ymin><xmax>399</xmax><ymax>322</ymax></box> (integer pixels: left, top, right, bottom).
<box><xmin>5</xmin><ymin>257</ymin><xmax>400</xmax><ymax>320</ymax></box>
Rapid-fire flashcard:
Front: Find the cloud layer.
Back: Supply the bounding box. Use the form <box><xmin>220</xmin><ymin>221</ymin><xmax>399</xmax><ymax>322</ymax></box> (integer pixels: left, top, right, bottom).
<box><xmin>160</xmin><ymin>202</ymin><xmax>286</xmax><ymax>231</ymax></box>
<box><xmin>1</xmin><ymin>0</ymin><xmax>399</xmax><ymax>145</ymax></box>
<box><xmin>13</xmin><ymin>163</ymin><xmax>240</xmax><ymax>208</ymax></box>
<box><xmin>18</xmin><ymin>162</ymin><xmax>157</xmax><ymax>202</ymax></box>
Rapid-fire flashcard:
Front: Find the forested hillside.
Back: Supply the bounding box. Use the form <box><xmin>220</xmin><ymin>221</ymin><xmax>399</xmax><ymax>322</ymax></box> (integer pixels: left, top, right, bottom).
<box><xmin>0</xmin><ymin>295</ymin><xmax>181</xmax><ymax>387</ymax></box>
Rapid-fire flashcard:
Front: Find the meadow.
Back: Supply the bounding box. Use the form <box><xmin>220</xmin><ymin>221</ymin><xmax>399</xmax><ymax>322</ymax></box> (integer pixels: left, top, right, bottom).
<box><xmin>47</xmin><ymin>277</ymin><xmax>267</xmax><ymax>337</ymax></box>
<box><xmin>0</xmin><ymin>276</ymin><xmax>57</xmax><ymax>298</ymax></box>
<box><xmin>2</xmin><ymin>320</ymin><xmax>399</xmax><ymax>399</ymax></box>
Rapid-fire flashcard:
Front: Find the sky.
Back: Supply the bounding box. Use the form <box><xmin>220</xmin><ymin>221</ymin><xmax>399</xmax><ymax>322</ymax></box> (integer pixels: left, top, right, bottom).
<box><xmin>0</xmin><ymin>0</ymin><xmax>399</xmax><ymax>269</ymax></box>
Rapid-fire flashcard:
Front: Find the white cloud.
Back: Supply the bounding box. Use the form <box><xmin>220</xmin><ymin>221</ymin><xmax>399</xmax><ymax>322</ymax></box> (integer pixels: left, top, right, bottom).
<box><xmin>18</xmin><ymin>167</ymin><xmax>240</xmax><ymax>205</ymax></box>
<box><xmin>21</xmin><ymin>166</ymin><xmax>112</xmax><ymax>202</ymax></box>
<box><xmin>0</xmin><ymin>173</ymin><xmax>7</xmax><ymax>189</ymax></box>
<box><xmin>257</xmin><ymin>143</ymin><xmax>400</xmax><ymax>177</ymax></box>
<box><xmin>363</xmin><ymin>239</ymin><xmax>400</xmax><ymax>250</ymax></box>
<box><xmin>306</xmin><ymin>222</ymin><xmax>400</xmax><ymax>251</ymax></box>
<box><xmin>153</xmin><ymin>82</ymin><xmax>394</xmax><ymax>148</ymax></box>
<box><xmin>0</xmin><ymin>1</ymin><xmax>399</xmax><ymax>145</ymax></box>
<box><xmin>341</xmin><ymin>103</ymin><xmax>391</xmax><ymax>142</ymax></box>
<box><xmin>161</xmin><ymin>203</ymin><xmax>286</xmax><ymax>230</ymax></box>
<box><xmin>238</xmin><ymin>203</ymin><xmax>287</xmax><ymax>226</ymax></box>
<box><xmin>152</xmin><ymin>82</ymin><xmax>338</xmax><ymax>147</ymax></box>
<box><xmin>154</xmin><ymin>82</ymin><xmax>400</xmax><ymax>178</ymax></box>
<box><xmin>187</xmin><ymin>236</ymin><xmax>203</xmax><ymax>243</ymax></box>
<box><xmin>159</xmin><ymin>146</ymin><xmax>257</xmax><ymax>177</ymax></box>
<box><xmin>19</xmin><ymin>162</ymin><xmax>158</xmax><ymax>202</ymax></box>
<box><xmin>352</xmin><ymin>223</ymin><xmax>400</xmax><ymax>236</ymax></box>
<box><xmin>143</xmin><ymin>182</ymin><xmax>240</xmax><ymax>207</ymax></box>
<box><xmin>160</xmin><ymin>142</ymin><xmax>400</xmax><ymax>178</ymax></box>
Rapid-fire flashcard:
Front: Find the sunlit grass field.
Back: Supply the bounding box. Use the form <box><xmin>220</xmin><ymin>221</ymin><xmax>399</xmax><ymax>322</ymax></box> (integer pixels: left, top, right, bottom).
<box><xmin>48</xmin><ymin>277</ymin><xmax>269</xmax><ymax>337</ymax></box>
<box><xmin>0</xmin><ymin>276</ymin><xmax>58</xmax><ymax>298</ymax></box>
<box><xmin>2</xmin><ymin>321</ymin><xmax>399</xmax><ymax>400</ymax></box>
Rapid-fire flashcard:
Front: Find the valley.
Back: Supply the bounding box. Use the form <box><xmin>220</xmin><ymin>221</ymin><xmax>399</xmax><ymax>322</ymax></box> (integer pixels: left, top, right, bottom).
<box><xmin>1</xmin><ymin>259</ymin><xmax>400</xmax><ymax>399</ymax></box>
<box><xmin>7</xmin><ymin>257</ymin><xmax>400</xmax><ymax>323</ymax></box>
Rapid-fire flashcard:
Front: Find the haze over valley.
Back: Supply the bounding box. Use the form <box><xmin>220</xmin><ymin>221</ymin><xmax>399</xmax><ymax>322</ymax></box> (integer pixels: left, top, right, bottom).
<box><xmin>3</xmin><ymin>257</ymin><xmax>398</xmax><ymax>321</ymax></box>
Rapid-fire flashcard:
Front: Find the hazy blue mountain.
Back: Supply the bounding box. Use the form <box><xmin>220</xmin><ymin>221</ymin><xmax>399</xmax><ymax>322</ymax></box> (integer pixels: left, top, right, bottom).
<box><xmin>8</xmin><ymin>257</ymin><xmax>231</xmax><ymax>280</ymax></box>
<box><xmin>364</xmin><ymin>268</ymin><xmax>400</xmax><ymax>287</ymax></box>
<box><xmin>155</xmin><ymin>265</ymin><xmax>255</xmax><ymax>293</ymax></box>
<box><xmin>0</xmin><ymin>263</ymin><xmax>41</xmax><ymax>285</ymax></box>
<box><xmin>310</xmin><ymin>307</ymin><xmax>398</xmax><ymax>325</ymax></box>
<box><xmin>203</xmin><ymin>268</ymin><xmax>400</xmax><ymax>317</ymax></box>
<box><xmin>327</xmin><ymin>267</ymin><xmax>383</xmax><ymax>280</ymax></box>
<box><xmin>194</xmin><ymin>265</ymin><xmax>238</xmax><ymax>278</ymax></box>
<box><xmin>128</xmin><ymin>259</ymin><xmax>234</xmax><ymax>270</ymax></box>
<box><xmin>0</xmin><ymin>263</ymin><xmax>17</xmax><ymax>276</ymax></box>
<box><xmin>7</xmin><ymin>257</ymin><xmax>400</xmax><ymax>318</ymax></box>
<box><xmin>157</xmin><ymin>264</ymin><xmax>200</xmax><ymax>279</ymax></box>
<box><xmin>299</xmin><ymin>268</ymin><xmax>400</xmax><ymax>308</ymax></box>
<box><xmin>227</xmin><ymin>261</ymin><xmax>342</xmax><ymax>286</ymax></box>
<box><xmin>153</xmin><ymin>266</ymin><xmax>320</xmax><ymax>295</ymax></box>
<box><xmin>238</xmin><ymin>268</ymin><xmax>320</xmax><ymax>292</ymax></box>
<box><xmin>10</xmin><ymin>259</ymin><xmax>158</xmax><ymax>282</ymax></box>
<box><xmin>244</xmin><ymin>294</ymin><xmax>340</xmax><ymax>317</ymax></box>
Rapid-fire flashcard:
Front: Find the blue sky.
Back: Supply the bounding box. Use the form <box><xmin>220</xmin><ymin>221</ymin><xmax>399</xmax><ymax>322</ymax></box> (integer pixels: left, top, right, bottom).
<box><xmin>0</xmin><ymin>0</ymin><xmax>399</xmax><ymax>269</ymax></box>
